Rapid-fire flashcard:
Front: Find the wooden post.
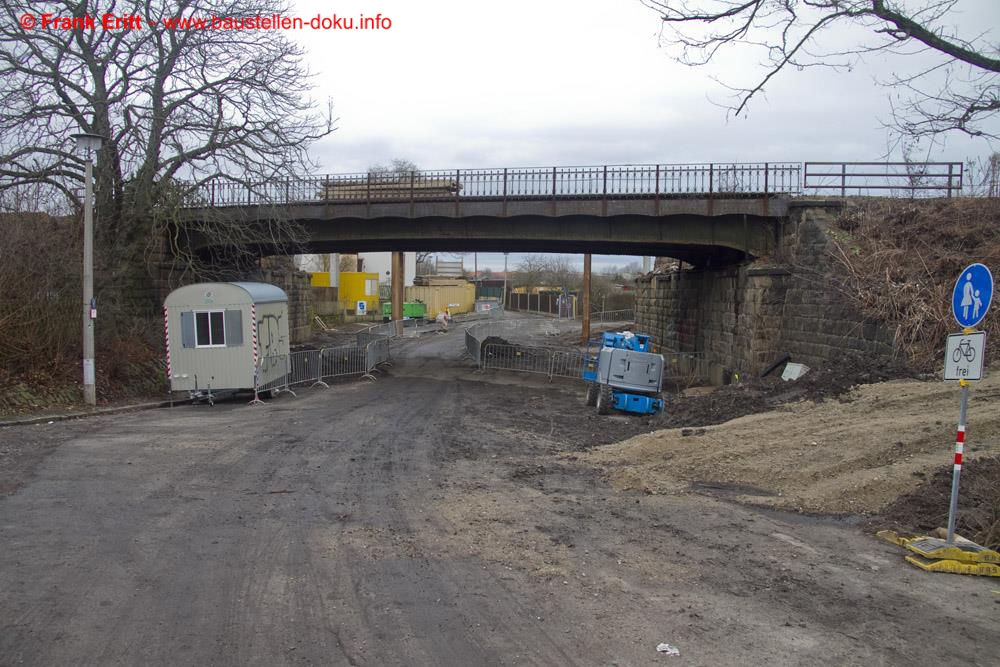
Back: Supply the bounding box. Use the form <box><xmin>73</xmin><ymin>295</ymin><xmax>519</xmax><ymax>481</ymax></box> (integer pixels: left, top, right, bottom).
<box><xmin>581</xmin><ymin>254</ymin><xmax>592</xmax><ymax>345</ymax></box>
<box><xmin>391</xmin><ymin>251</ymin><xmax>404</xmax><ymax>332</ymax></box>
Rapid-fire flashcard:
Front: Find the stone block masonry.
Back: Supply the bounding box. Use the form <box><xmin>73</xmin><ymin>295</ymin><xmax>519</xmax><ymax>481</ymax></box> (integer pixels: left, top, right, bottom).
<box><xmin>636</xmin><ymin>201</ymin><xmax>896</xmax><ymax>382</ymax></box>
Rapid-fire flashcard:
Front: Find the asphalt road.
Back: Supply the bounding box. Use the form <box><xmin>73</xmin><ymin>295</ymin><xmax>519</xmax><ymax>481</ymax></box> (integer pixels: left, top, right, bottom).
<box><xmin>1</xmin><ymin>323</ymin><xmax>997</xmax><ymax>666</ymax></box>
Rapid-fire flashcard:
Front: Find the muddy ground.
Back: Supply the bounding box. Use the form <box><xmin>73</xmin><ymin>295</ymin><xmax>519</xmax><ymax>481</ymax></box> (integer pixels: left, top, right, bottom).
<box><xmin>1</xmin><ymin>318</ymin><xmax>998</xmax><ymax>666</ymax></box>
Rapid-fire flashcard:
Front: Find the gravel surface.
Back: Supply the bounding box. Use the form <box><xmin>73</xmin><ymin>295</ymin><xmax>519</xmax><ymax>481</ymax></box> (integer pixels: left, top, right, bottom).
<box><xmin>1</xmin><ymin>320</ymin><xmax>997</xmax><ymax>666</ymax></box>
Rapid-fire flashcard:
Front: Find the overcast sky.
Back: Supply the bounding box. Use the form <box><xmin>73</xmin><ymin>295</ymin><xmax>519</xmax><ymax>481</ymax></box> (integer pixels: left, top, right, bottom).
<box><xmin>288</xmin><ymin>0</ymin><xmax>998</xmax><ymax>270</ymax></box>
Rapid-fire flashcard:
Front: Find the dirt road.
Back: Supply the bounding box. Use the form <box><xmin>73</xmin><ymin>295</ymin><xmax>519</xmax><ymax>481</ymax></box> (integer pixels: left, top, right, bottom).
<box><xmin>1</xmin><ymin>322</ymin><xmax>997</xmax><ymax>666</ymax></box>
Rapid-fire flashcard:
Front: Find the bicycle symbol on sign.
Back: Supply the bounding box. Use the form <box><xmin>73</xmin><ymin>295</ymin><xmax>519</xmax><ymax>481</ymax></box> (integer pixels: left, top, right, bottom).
<box><xmin>952</xmin><ymin>338</ymin><xmax>977</xmax><ymax>363</ymax></box>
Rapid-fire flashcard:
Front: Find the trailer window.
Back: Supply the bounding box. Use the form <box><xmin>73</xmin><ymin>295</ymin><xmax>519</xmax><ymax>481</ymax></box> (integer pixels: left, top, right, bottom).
<box><xmin>195</xmin><ymin>310</ymin><xmax>226</xmax><ymax>347</ymax></box>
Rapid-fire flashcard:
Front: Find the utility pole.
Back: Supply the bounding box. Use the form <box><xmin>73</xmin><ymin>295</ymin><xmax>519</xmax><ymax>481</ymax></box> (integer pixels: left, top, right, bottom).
<box><xmin>391</xmin><ymin>251</ymin><xmax>405</xmax><ymax>331</ymax></box>
<box><xmin>73</xmin><ymin>132</ymin><xmax>104</xmax><ymax>407</ymax></box>
<box><xmin>581</xmin><ymin>254</ymin><xmax>592</xmax><ymax>344</ymax></box>
<box><xmin>503</xmin><ymin>253</ymin><xmax>508</xmax><ymax>309</ymax></box>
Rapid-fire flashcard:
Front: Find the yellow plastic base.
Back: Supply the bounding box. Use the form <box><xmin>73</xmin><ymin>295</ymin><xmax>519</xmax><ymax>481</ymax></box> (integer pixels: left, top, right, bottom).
<box><xmin>905</xmin><ymin>537</ymin><xmax>999</xmax><ymax>564</ymax></box>
<box><xmin>904</xmin><ymin>555</ymin><xmax>1000</xmax><ymax>577</ymax></box>
<box><xmin>877</xmin><ymin>530</ymin><xmax>1000</xmax><ymax>577</ymax></box>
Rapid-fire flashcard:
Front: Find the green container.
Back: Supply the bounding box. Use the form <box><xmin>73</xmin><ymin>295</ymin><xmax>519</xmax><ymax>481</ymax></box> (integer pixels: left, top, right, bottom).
<box><xmin>382</xmin><ymin>301</ymin><xmax>428</xmax><ymax>320</ymax></box>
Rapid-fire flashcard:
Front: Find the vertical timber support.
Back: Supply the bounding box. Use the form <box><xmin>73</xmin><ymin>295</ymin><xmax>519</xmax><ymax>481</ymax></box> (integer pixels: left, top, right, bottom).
<box><xmin>581</xmin><ymin>254</ymin><xmax>592</xmax><ymax>345</ymax></box>
<box><xmin>391</xmin><ymin>251</ymin><xmax>405</xmax><ymax>334</ymax></box>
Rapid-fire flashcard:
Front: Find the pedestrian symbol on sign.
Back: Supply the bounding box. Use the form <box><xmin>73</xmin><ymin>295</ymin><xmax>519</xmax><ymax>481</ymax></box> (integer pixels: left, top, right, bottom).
<box><xmin>951</xmin><ymin>263</ymin><xmax>993</xmax><ymax>329</ymax></box>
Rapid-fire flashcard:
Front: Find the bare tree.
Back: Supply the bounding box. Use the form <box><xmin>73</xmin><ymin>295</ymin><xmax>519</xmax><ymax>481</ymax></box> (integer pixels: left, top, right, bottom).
<box><xmin>543</xmin><ymin>255</ymin><xmax>579</xmax><ymax>291</ymax></box>
<box><xmin>514</xmin><ymin>255</ymin><xmax>549</xmax><ymax>291</ymax></box>
<box><xmin>642</xmin><ymin>0</ymin><xmax>999</xmax><ymax>145</ymax></box>
<box><xmin>369</xmin><ymin>159</ymin><xmax>419</xmax><ymax>178</ymax></box>
<box><xmin>415</xmin><ymin>252</ymin><xmax>435</xmax><ymax>276</ymax></box>
<box><xmin>0</xmin><ymin>0</ymin><xmax>336</xmax><ymax>290</ymax></box>
<box><xmin>513</xmin><ymin>254</ymin><xmax>582</xmax><ymax>291</ymax></box>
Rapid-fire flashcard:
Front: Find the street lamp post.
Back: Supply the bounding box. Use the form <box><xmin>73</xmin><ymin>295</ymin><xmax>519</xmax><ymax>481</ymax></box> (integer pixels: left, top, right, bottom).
<box><xmin>72</xmin><ymin>132</ymin><xmax>104</xmax><ymax>406</ymax></box>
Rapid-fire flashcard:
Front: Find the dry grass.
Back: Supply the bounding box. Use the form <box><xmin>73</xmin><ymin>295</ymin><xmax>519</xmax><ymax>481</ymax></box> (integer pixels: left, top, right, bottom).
<box><xmin>828</xmin><ymin>198</ymin><xmax>1000</xmax><ymax>371</ymax></box>
<box><xmin>0</xmin><ymin>212</ymin><xmax>165</xmax><ymax>411</ymax></box>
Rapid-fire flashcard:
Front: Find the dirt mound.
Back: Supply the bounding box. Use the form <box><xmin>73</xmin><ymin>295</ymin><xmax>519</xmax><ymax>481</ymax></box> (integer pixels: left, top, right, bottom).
<box><xmin>876</xmin><ymin>456</ymin><xmax>1000</xmax><ymax>549</ymax></box>
<box><xmin>661</xmin><ymin>352</ymin><xmax>912</xmax><ymax>428</ymax></box>
<box><xmin>480</xmin><ymin>336</ymin><xmax>511</xmax><ymax>349</ymax></box>
<box><xmin>577</xmin><ymin>374</ymin><xmax>1000</xmax><ymax>516</ymax></box>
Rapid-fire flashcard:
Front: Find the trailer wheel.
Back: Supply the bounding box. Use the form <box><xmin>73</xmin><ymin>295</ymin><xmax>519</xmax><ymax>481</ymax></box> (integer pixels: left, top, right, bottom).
<box><xmin>596</xmin><ymin>385</ymin><xmax>613</xmax><ymax>415</ymax></box>
<box><xmin>585</xmin><ymin>382</ymin><xmax>599</xmax><ymax>406</ymax></box>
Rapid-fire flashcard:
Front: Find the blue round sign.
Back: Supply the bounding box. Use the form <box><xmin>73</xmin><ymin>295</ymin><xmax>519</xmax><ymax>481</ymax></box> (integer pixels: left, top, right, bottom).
<box><xmin>952</xmin><ymin>263</ymin><xmax>993</xmax><ymax>328</ymax></box>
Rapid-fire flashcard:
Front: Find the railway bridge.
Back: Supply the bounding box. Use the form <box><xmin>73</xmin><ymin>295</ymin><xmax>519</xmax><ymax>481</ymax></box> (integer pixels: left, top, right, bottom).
<box><xmin>176</xmin><ymin>160</ymin><xmax>963</xmax><ymax>362</ymax></box>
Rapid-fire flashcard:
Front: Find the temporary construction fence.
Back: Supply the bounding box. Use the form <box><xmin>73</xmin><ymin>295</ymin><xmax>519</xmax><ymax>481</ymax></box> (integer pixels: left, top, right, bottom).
<box><xmin>479</xmin><ymin>339</ymin><xmax>705</xmax><ymax>384</ymax></box>
<box><xmin>464</xmin><ymin>319</ymin><xmax>528</xmax><ymax>366</ymax></box>
<box><xmin>249</xmin><ymin>337</ymin><xmax>392</xmax><ymax>403</ymax></box>
<box><xmin>505</xmin><ymin>292</ymin><xmax>576</xmax><ymax>317</ymax></box>
<box><xmin>480</xmin><ymin>343</ymin><xmax>589</xmax><ymax>380</ymax></box>
<box><xmin>589</xmin><ymin>309</ymin><xmax>635</xmax><ymax>324</ymax></box>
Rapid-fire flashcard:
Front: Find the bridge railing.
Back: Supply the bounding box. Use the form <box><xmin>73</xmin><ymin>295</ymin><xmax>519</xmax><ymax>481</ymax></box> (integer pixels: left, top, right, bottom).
<box><xmin>192</xmin><ymin>162</ymin><xmax>802</xmax><ymax>208</ymax></box>
<box><xmin>190</xmin><ymin>161</ymin><xmax>971</xmax><ymax>208</ymax></box>
<box><xmin>803</xmin><ymin>162</ymin><xmax>964</xmax><ymax>197</ymax></box>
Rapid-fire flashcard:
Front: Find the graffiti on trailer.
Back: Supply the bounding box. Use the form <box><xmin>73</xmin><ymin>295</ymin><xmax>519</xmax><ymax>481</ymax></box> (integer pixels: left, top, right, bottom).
<box><xmin>258</xmin><ymin>312</ymin><xmax>284</xmax><ymax>373</ymax></box>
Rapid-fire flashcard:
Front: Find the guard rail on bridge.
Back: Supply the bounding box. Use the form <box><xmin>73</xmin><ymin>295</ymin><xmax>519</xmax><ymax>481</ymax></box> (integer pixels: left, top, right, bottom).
<box><xmin>803</xmin><ymin>162</ymin><xmax>963</xmax><ymax>197</ymax></box>
<box><xmin>190</xmin><ymin>161</ymin><xmax>968</xmax><ymax>208</ymax></box>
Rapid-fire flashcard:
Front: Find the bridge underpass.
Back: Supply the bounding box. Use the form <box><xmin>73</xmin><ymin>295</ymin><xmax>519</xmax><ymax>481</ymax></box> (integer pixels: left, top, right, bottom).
<box><xmin>179</xmin><ymin>163</ymin><xmax>794</xmax><ymax>343</ymax></box>
<box><xmin>175</xmin><ymin>162</ymin><xmax>938</xmax><ymax>376</ymax></box>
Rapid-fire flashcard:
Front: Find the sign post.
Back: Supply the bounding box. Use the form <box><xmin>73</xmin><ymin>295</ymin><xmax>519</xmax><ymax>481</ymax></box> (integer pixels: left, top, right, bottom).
<box><xmin>943</xmin><ymin>263</ymin><xmax>993</xmax><ymax>544</ymax></box>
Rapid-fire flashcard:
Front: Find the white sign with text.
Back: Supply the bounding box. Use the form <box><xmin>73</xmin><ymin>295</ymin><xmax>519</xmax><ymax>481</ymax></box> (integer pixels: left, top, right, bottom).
<box><xmin>943</xmin><ymin>331</ymin><xmax>986</xmax><ymax>381</ymax></box>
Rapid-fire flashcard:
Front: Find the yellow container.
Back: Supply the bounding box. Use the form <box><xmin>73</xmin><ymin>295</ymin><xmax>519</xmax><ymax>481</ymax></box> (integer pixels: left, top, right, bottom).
<box><xmin>406</xmin><ymin>282</ymin><xmax>475</xmax><ymax>316</ymax></box>
<box><xmin>338</xmin><ymin>272</ymin><xmax>380</xmax><ymax>310</ymax></box>
<box><xmin>309</xmin><ymin>272</ymin><xmax>331</xmax><ymax>287</ymax></box>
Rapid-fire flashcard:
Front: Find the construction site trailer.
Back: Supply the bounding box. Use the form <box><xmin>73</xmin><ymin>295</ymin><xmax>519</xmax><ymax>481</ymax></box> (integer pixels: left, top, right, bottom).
<box><xmin>163</xmin><ymin>282</ymin><xmax>289</xmax><ymax>395</ymax></box>
<box><xmin>338</xmin><ymin>271</ymin><xmax>380</xmax><ymax>313</ymax></box>
<box><xmin>407</xmin><ymin>277</ymin><xmax>475</xmax><ymax>316</ymax></box>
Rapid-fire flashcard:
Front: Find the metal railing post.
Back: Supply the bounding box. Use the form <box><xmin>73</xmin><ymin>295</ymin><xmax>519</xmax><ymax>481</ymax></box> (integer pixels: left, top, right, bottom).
<box><xmin>602</xmin><ymin>165</ymin><xmax>608</xmax><ymax>215</ymax></box>
<box><xmin>947</xmin><ymin>163</ymin><xmax>954</xmax><ymax>198</ymax></box>
<box><xmin>763</xmin><ymin>162</ymin><xmax>769</xmax><ymax>195</ymax></box>
<box><xmin>409</xmin><ymin>170</ymin><xmax>415</xmax><ymax>215</ymax></box>
<box><xmin>655</xmin><ymin>164</ymin><xmax>661</xmax><ymax>215</ymax></box>
<box><xmin>841</xmin><ymin>163</ymin><xmax>847</xmax><ymax>197</ymax></box>
<box><xmin>502</xmin><ymin>167</ymin><xmax>508</xmax><ymax>216</ymax></box>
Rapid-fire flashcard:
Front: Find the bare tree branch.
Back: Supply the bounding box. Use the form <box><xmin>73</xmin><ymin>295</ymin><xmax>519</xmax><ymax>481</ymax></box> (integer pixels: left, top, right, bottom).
<box><xmin>642</xmin><ymin>0</ymin><xmax>999</xmax><ymax>144</ymax></box>
<box><xmin>0</xmin><ymin>0</ymin><xmax>337</xmax><ymax>286</ymax></box>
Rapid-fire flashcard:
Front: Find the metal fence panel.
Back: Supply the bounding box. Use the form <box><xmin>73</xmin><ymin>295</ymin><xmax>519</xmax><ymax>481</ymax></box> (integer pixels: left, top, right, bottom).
<box><xmin>319</xmin><ymin>344</ymin><xmax>368</xmax><ymax>379</ymax></box>
<box><xmin>590</xmin><ymin>309</ymin><xmax>634</xmax><ymax>324</ymax></box>
<box><xmin>661</xmin><ymin>352</ymin><xmax>704</xmax><ymax>381</ymax></box>
<box><xmin>550</xmin><ymin>350</ymin><xmax>587</xmax><ymax>379</ymax></box>
<box><xmin>481</xmin><ymin>343</ymin><xmax>553</xmax><ymax>376</ymax></box>
<box><xmin>365</xmin><ymin>338</ymin><xmax>391</xmax><ymax>370</ymax></box>
<box><xmin>288</xmin><ymin>349</ymin><xmax>322</xmax><ymax>387</ymax></box>
<box><xmin>255</xmin><ymin>354</ymin><xmax>289</xmax><ymax>393</ymax></box>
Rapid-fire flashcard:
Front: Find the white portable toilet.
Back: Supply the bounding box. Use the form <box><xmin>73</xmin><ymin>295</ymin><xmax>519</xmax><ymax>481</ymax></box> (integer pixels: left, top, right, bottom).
<box><xmin>163</xmin><ymin>282</ymin><xmax>289</xmax><ymax>399</ymax></box>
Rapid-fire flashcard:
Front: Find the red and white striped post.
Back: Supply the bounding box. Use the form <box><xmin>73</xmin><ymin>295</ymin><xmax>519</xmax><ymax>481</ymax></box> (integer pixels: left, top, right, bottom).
<box><xmin>163</xmin><ymin>306</ymin><xmax>172</xmax><ymax>382</ymax></box>
<box><xmin>945</xmin><ymin>378</ymin><xmax>970</xmax><ymax>544</ymax></box>
<box><xmin>250</xmin><ymin>304</ymin><xmax>260</xmax><ymax>403</ymax></box>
